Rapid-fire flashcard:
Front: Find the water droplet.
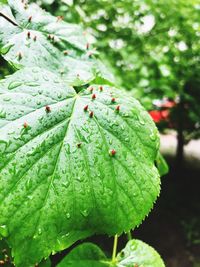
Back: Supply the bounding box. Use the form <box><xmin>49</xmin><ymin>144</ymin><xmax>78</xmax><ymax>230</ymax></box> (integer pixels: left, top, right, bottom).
<box><xmin>138</xmin><ymin>115</ymin><xmax>145</xmax><ymax>125</ymax></box>
<box><xmin>62</xmin><ymin>180</ymin><xmax>70</xmax><ymax>189</ymax></box>
<box><xmin>3</xmin><ymin>96</ymin><xmax>11</xmax><ymax>102</ymax></box>
<box><xmin>149</xmin><ymin>129</ymin><xmax>157</xmax><ymax>141</ymax></box>
<box><xmin>81</xmin><ymin>209</ymin><xmax>89</xmax><ymax>217</ymax></box>
<box><xmin>25</xmin><ymin>82</ymin><xmax>40</xmax><ymax>87</ymax></box>
<box><xmin>65</xmin><ymin>143</ymin><xmax>70</xmax><ymax>154</ymax></box>
<box><xmin>1</xmin><ymin>44</ymin><xmax>13</xmax><ymax>55</ymax></box>
<box><xmin>8</xmin><ymin>81</ymin><xmax>23</xmax><ymax>90</ymax></box>
<box><xmin>66</xmin><ymin>213</ymin><xmax>71</xmax><ymax>219</ymax></box>
<box><xmin>0</xmin><ymin>109</ymin><xmax>6</xmax><ymax>118</ymax></box>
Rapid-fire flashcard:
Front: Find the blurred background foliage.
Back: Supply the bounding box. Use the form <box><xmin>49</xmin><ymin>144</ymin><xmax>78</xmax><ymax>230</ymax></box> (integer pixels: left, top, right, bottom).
<box><xmin>30</xmin><ymin>0</ymin><xmax>200</xmax><ymax>162</ymax></box>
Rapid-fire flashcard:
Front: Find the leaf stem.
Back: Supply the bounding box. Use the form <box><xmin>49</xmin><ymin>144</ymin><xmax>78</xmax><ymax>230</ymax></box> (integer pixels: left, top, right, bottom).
<box><xmin>127</xmin><ymin>231</ymin><xmax>132</xmax><ymax>241</ymax></box>
<box><xmin>0</xmin><ymin>12</ymin><xmax>18</xmax><ymax>26</ymax></box>
<box><xmin>112</xmin><ymin>234</ymin><xmax>118</xmax><ymax>263</ymax></box>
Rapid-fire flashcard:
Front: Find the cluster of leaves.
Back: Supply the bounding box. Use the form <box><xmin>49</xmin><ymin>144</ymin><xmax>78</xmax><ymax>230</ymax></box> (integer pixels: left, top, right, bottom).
<box><xmin>0</xmin><ymin>0</ymin><xmax>166</xmax><ymax>266</ymax></box>
<box><xmin>34</xmin><ymin>0</ymin><xmax>200</xmax><ymax>139</ymax></box>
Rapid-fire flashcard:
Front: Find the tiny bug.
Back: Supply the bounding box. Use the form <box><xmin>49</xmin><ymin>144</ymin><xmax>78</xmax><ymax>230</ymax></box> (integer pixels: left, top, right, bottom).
<box><xmin>77</xmin><ymin>143</ymin><xmax>82</xmax><ymax>148</ymax></box>
<box><xmin>83</xmin><ymin>105</ymin><xmax>89</xmax><ymax>111</ymax></box>
<box><xmin>92</xmin><ymin>94</ymin><xmax>96</xmax><ymax>100</ymax></box>
<box><xmin>109</xmin><ymin>149</ymin><xmax>116</xmax><ymax>156</ymax></box>
<box><xmin>23</xmin><ymin>122</ymin><xmax>28</xmax><ymax>128</ymax></box>
<box><xmin>45</xmin><ymin>105</ymin><xmax>51</xmax><ymax>113</ymax></box>
<box><xmin>116</xmin><ymin>105</ymin><xmax>120</xmax><ymax>111</ymax></box>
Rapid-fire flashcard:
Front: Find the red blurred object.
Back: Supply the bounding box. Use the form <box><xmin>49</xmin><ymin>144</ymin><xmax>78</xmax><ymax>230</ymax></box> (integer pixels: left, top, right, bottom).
<box><xmin>149</xmin><ymin>99</ymin><xmax>176</xmax><ymax>123</ymax></box>
<box><xmin>149</xmin><ymin>110</ymin><xmax>170</xmax><ymax>122</ymax></box>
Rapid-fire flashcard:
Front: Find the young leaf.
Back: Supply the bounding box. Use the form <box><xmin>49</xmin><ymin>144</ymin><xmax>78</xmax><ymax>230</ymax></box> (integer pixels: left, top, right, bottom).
<box><xmin>117</xmin><ymin>239</ymin><xmax>165</xmax><ymax>267</ymax></box>
<box><xmin>0</xmin><ymin>0</ymin><xmax>108</xmax><ymax>86</ymax></box>
<box><xmin>0</xmin><ymin>67</ymin><xmax>160</xmax><ymax>266</ymax></box>
<box><xmin>57</xmin><ymin>240</ymin><xmax>165</xmax><ymax>267</ymax></box>
<box><xmin>57</xmin><ymin>243</ymin><xmax>110</xmax><ymax>267</ymax></box>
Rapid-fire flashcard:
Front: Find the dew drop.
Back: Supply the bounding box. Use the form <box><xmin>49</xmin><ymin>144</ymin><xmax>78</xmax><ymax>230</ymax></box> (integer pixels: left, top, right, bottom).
<box><xmin>66</xmin><ymin>213</ymin><xmax>71</xmax><ymax>219</ymax></box>
<box><xmin>1</xmin><ymin>44</ymin><xmax>13</xmax><ymax>55</ymax></box>
<box><xmin>3</xmin><ymin>96</ymin><xmax>11</xmax><ymax>102</ymax></box>
<box><xmin>0</xmin><ymin>109</ymin><xmax>6</xmax><ymax>118</ymax></box>
<box><xmin>62</xmin><ymin>180</ymin><xmax>70</xmax><ymax>189</ymax></box>
<box><xmin>81</xmin><ymin>209</ymin><xmax>89</xmax><ymax>217</ymax></box>
<box><xmin>8</xmin><ymin>81</ymin><xmax>23</xmax><ymax>90</ymax></box>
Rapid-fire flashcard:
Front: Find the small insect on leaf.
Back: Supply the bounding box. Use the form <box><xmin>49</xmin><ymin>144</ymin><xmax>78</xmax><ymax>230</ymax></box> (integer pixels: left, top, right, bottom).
<box><xmin>23</xmin><ymin>122</ymin><xmax>28</xmax><ymax>128</ymax></box>
<box><xmin>77</xmin><ymin>143</ymin><xmax>82</xmax><ymax>148</ymax></box>
<box><xmin>28</xmin><ymin>16</ymin><xmax>32</xmax><ymax>22</ymax></box>
<box><xmin>92</xmin><ymin>94</ymin><xmax>96</xmax><ymax>100</ymax></box>
<box><xmin>57</xmin><ymin>16</ymin><xmax>63</xmax><ymax>22</ymax></box>
<box><xmin>89</xmin><ymin>111</ymin><xmax>94</xmax><ymax>118</ymax></box>
<box><xmin>83</xmin><ymin>105</ymin><xmax>89</xmax><ymax>112</ymax></box>
<box><xmin>63</xmin><ymin>50</ymin><xmax>68</xmax><ymax>55</ymax></box>
<box><xmin>116</xmin><ymin>105</ymin><xmax>120</xmax><ymax>112</ymax></box>
<box><xmin>18</xmin><ymin>52</ymin><xmax>22</xmax><ymax>60</ymax></box>
<box><xmin>33</xmin><ymin>36</ymin><xmax>37</xmax><ymax>41</ymax></box>
<box><xmin>27</xmin><ymin>31</ymin><xmax>31</xmax><ymax>39</ymax></box>
<box><xmin>109</xmin><ymin>149</ymin><xmax>116</xmax><ymax>156</ymax></box>
<box><xmin>88</xmin><ymin>87</ymin><xmax>93</xmax><ymax>93</ymax></box>
<box><xmin>111</xmin><ymin>97</ymin><xmax>116</xmax><ymax>103</ymax></box>
<box><xmin>99</xmin><ymin>86</ymin><xmax>103</xmax><ymax>92</ymax></box>
<box><xmin>45</xmin><ymin>106</ymin><xmax>51</xmax><ymax>113</ymax></box>
<box><xmin>86</xmin><ymin>43</ymin><xmax>89</xmax><ymax>50</ymax></box>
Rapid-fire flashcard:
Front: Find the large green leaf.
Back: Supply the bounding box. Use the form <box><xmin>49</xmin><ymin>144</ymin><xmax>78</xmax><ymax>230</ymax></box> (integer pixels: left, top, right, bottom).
<box><xmin>0</xmin><ymin>0</ymin><xmax>112</xmax><ymax>86</ymax></box>
<box><xmin>57</xmin><ymin>243</ymin><xmax>110</xmax><ymax>267</ymax></box>
<box><xmin>117</xmin><ymin>239</ymin><xmax>165</xmax><ymax>267</ymax></box>
<box><xmin>57</xmin><ymin>240</ymin><xmax>165</xmax><ymax>267</ymax></box>
<box><xmin>0</xmin><ymin>67</ymin><xmax>160</xmax><ymax>266</ymax></box>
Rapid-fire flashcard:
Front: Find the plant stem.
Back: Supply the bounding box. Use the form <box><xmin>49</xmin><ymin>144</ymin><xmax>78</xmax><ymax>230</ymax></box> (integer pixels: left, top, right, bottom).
<box><xmin>112</xmin><ymin>235</ymin><xmax>118</xmax><ymax>263</ymax></box>
<box><xmin>127</xmin><ymin>231</ymin><xmax>132</xmax><ymax>241</ymax></box>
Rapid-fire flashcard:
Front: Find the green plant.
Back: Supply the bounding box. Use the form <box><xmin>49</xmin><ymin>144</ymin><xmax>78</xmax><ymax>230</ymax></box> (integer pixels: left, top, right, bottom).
<box><xmin>0</xmin><ymin>1</ymin><xmax>167</xmax><ymax>266</ymax></box>
<box><xmin>40</xmin><ymin>0</ymin><xmax>200</xmax><ymax>166</ymax></box>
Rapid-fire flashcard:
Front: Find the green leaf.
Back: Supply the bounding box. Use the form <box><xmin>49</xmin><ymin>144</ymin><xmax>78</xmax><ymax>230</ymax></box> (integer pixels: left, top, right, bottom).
<box><xmin>38</xmin><ymin>258</ymin><xmax>51</xmax><ymax>267</ymax></box>
<box><xmin>156</xmin><ymin>152</ymin><xmax>169</xmax><ymax>177</ymax></box>
<box><xmin>117</xmin><ymin>239</ymin><xmax>165</xmax><ymax>267</ymax></box>
<box><xmin>57</xmin><ymin>243</ymin><xmax>110</xmax><ymax>267</ymax></box>
<box><xmin>0</xmin><ymin>0</ymin><xmax>107</xmax><ymax>86</ymax></box>
<box><xmin>0</xmin><ymin>67</ymin><xmax>160</xmax><ymax>266</ymax></box>
<box><xmin>57</xmin><ymin>239</ymin><xmax>165</xmax><ymax>267</ymax></box>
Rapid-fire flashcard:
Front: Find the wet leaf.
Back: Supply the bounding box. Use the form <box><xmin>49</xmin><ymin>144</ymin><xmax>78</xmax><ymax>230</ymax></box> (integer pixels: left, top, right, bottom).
<box><xmin>117</xmin><ymin>239</ymin><xmax>165</xmax><ymax>267</ymax></box>
<box><xmin>0</xmin><ymin>67</ymin><xmax>160</xmax><ymax>266</ymax></box>
<box><xmin>57</xmin><ymin>240</ymin><xmax>165</xmax><ymax>267</ymax></box>
<box><xmin>57</xmin><ymin>243</ymin><xmax>110</xmax><ymax>267</ymax></box>
<box><xmin>0</xmin><ymin>0</ymin><xmax>111</xmax><ymax>86</ymax></box>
